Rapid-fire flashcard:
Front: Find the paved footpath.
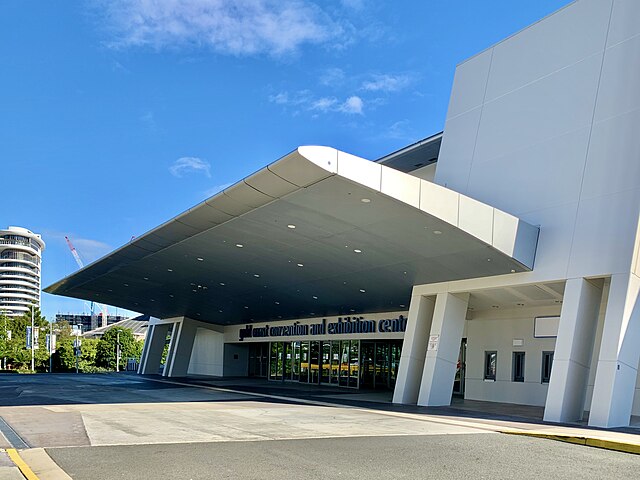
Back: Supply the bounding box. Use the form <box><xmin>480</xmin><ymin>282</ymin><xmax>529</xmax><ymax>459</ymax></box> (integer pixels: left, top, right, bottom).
<box><xmin>0</xmin><ymin>374</ymin><xmax>638</xmax><ymax>479</ymax></box>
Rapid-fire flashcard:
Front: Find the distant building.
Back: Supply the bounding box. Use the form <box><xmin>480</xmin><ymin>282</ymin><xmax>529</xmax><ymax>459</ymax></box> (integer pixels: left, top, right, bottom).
<box><xmin>55</xmin><ymin>313</ymin><xmax>127</xmax><ymax>333</ymax></box>
<box><xmin>0</xmin><ymin>226</ymin><xmax>45</xmax><ymax>317</ymax></box>
<box><xmin>82</xmin><ymin>315</ymin><xmax>150</xmax><ymax>341</ymax></box>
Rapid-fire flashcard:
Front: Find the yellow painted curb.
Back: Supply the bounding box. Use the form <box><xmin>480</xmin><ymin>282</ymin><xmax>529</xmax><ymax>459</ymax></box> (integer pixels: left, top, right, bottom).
<box><xmin>6</xmin><ymin>449</ymin><xmax>40</xmax><ymax>480</ymax></box>
<box><xmin>500</xmin><ymin>430</ymin><xmax>640</xmax><ymax>455</ymax></box>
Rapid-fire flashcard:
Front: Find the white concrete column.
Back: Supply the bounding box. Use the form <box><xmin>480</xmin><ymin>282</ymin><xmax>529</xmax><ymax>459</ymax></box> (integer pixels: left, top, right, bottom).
<box><xmin>417</xmin><ymin>292</ymin><xmax>469</xmax><ymax>406</ymax></box>
<box><xmin>164</xmin><ymin>318</ymin><xmax>198</xmax><ymax>378</ymax></box>
<box><xmin>544</xmin><ymin>278</ymin><xmax>603</xmax><ymax>423</ymax></box>
<box><xmin>589</xmin><ymin>273</ymin><xmax>640</xmax><ymax>428</ymax></box>
<box><xmin>139</xmin><ymin>323</ymin><xmax>170</xmax><ymax>375</ymax></box>
<box><xmin>392</xmin><ymin>294</ymin><xmax>436</xmax><ymax>404</ymax></box>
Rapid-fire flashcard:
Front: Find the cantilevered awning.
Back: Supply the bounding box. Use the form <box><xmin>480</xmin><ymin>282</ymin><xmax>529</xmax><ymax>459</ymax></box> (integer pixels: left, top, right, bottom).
<box><xmin>46</xmin><ymin>147</ymin><xmax>538</xmax><ymax>324</ymax></box>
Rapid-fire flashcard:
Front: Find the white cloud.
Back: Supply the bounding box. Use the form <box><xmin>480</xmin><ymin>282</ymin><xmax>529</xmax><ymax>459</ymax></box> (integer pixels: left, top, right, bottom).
<box><xmin>72</xmin><ymin>238</ymin><xmax>114</xmax><ymax>264</ymax></box>
<box><xmin>339</xmin><ymin>95</ymin><xmax>363</xmax><ymax>114</ymax></box>
<box><xmin>169</xmin><ymin>157</ymin><xmax>211</xmax><ymax>178</ymax></box>
<box><xmin>271</xmin><ymin>90</ymin><xmax>363</xmax><ymax>115</ymax></box>
<box><xmin>319</xmin><ymin>67</ymin><xmax>345</xmax><ymax>87</ymax></box>
<box><xmin>203</xmin><ymin>182</ymin><xmax>233</xmax><ymax>198</ymax></box>
<box><xmin>98</xmin><ymin>0</ymin><xmax>345</xmax><ymax>57</ymax></box>
<box><xmin>362</xmin><ymin>74</ymin><xmax>412</xmax><ymax>92</ymax></box>
<box><xmin>310</xmin><ymin>97</ymin><xmax>338</xmax><ymax>112</ymax></box>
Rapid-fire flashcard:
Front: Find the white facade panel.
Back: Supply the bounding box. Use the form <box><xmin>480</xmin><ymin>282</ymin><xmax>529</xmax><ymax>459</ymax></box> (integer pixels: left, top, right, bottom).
<box><xmin>447</xmin><ymin>50</ymin><xmax>492</xmax><ymax>119</ymax></box>
<box><xmin>483</xmin><ymin>0</ymin><xmax>611</xmax><ymax>103</ymax></box>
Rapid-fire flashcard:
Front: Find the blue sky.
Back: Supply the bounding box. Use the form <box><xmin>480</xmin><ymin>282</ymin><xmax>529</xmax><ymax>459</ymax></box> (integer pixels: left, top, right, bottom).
<box><xmin>0</xmin><ymin>0</ymin><xmax>570</xmax><ymax>321</ymax></box>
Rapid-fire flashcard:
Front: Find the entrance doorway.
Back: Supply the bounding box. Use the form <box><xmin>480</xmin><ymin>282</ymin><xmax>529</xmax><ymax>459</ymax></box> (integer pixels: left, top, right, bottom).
<box><xmin>248</xmin><ymin>343</ymin><xmax>269</xmax><ymax>377</ymax></box>
<box><xmin>452</xmin><ymin>338</ymin><xmax>467</xmax><ymax>397</ymax></box>
<box><xmin>359</xmin><ymin>340</ymin><xmax>403</xmax><ymax>390</ymax></box>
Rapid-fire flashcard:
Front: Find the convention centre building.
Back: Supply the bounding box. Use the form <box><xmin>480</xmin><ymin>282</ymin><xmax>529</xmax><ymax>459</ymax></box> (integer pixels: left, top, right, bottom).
<box><xmin>47</xmin><ymin>0</ymin><xmax>640</xmax><ymax>428</ymax></box>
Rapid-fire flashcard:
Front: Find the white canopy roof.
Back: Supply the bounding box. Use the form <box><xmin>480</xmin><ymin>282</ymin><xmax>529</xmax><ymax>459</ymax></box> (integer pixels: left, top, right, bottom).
<box><xmin>46</xmin><ymin>146</ymin><xmax>538</xmax><ymax>324</ymax></box>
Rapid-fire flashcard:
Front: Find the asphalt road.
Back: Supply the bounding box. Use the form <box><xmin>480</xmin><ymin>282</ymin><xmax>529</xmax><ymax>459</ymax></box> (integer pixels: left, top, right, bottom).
<box><xmin>1</xmin><ymin>374</ymin><xmax>639</xmax><ymax>479</ymax></box>
<box><xmin>47</xmin><ymin>434</ymin><xmax>639</xmax><ymax>480</ymax></box>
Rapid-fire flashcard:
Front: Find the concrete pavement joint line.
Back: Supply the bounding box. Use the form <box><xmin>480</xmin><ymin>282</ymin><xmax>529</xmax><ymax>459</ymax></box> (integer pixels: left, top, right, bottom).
<box><xmin>141</xmin><ymin>377</ymin><xmax>501</xmax><ymax>434</ymax></box>
<box><xmin>6</xmin><ymin>449</ymin><xmax>39</xmax><ymax>480</ymax></box>
<box><xmin>43</xmin><ymin>430</ymin><xmax>487</xmax><ymax>450</ymax></box>
<box><xmin>500</xmin><ymin>430</ymin><xmax>640</xmax><ymax>455</ymax></box>
<box><xmin>0</xmin><ymin>417</ymin><xmax>30</xmax><ymax>449</ymax></box>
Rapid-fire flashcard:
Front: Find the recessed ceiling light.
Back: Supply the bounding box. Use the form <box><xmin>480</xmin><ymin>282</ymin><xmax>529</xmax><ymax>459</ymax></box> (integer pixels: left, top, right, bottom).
<box><xmin>354</xmin><ymin>249</ymin><xmax>362</xmax><ymax>253</ymax></box>
<box><xmin>219</xmin><ymin>310</ymin><xmax>223</xmax><ymax>313</ymax></box>
<box><xmin>254</xmin><ymin>274</ymin><xmax>260</xmax><ymax>278</ymax></box>
<box><xmin>124</xmin><ymin>283</ymin><xmax>129</xmax><ymax>287</ymax></box>
<box><xmin>287</xmin><ymin>224</ymin><xmax>296</xmax><ymax>229</ymax></box>
<box><xmin>108</xmin><ymin>289</ymin><xmax>113</xmax><ymax>292</ymax></box>
<box><xmin>433</xmin><ymin>230</ymin><xmax>442</xmax><ymax>235</ymax></box>
<box><xmin>150</xmin><ymin>299</ymin><xmax>155</xmax><ymax>302</ymax></box>
<box><xmin>192</xmin><ymin>289</ymin><xmax>197</xmax><ymax>292</ymax></box>
<box><xmin>219</xmin><ymin>282</ymin><xmax>225</xmax><ymax>286</ymax></box>
<box><xmin>361</xmin><ymin>198</ymin><xmax>371</xmax><ymax>203</ymax></box>
<box><xmin>167</xmin><ymin>268</ymin><xmax>173</xmax><ymax>272</ymax></box>
<box><xmin>310</xmin><ymin>312</ymin><xmax>315</xmax><ymax>315</ymax></box>
<box><xmin>312</xmin><ymin>296</ymin><xmax>318</xmax><ymax>299</ymax></box>
<box><xmin>277</xmin><ymin>316</ymin><xmax>282</xmax><ymax>319</ymax></box>
<box><xmin>197</xmin><ymin>257</ymin><xmax>204</xmax><ymax>261</ymax></box>
<box><xmin>350</xmin><ymin>309</ymin><xmax>355</xmax><ymax>312</ymax></box>
<box><xmin>169</xmin><ymin>294</ymin><xmax>174</xmax><ymax>298</ymax></box>
<box><xmin>275</xmin><ymin>301</ymin><xmax>280</xmax><ymax>305</ymax></box>
<box><xmin>399</xmin><ymin>304</ymin><xmax>406</xmax><ymax>308</ymax></box>
<box><xmin>297</xmin><ymin>263</ymin><xmax>304</xmax><ymax>267</ymax></box>
<box><xmin>359</xmin><ymin>289</ymin><xmax>366</xmax><ymax>293</ymax></box>
<box><xmin>143</xmin><ymin>277</ymin><xmax>149</xmax><ymax>280</ymax></box>
<box><xmin>244</xmin><ymin>306</ymin><xmax>248</xmax><ymax>309</ymax></box>
<box><xmin>236</xmin><ymin>244</ymin><xmax>243</xmax><ymax>248</ymax></box>
<box><xmin>196</xmin><ymin>313</ymin><xmax>201</xmax><ymax>316</ymax></box>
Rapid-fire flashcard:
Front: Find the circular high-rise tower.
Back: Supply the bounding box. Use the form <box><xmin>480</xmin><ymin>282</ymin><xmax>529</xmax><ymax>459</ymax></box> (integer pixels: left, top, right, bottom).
<box><xmin>0</xmin><ymin>226</ymin><xmax>45</xmax><ymax>317</ymax></box>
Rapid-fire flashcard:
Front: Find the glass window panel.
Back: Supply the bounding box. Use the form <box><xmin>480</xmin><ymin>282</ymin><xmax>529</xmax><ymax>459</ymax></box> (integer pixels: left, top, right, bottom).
<box><xmin>484</xmin><ymin>351</ymin><xmax>497</xmax><ymax>381</ymax></box>
<box><xmin>349</xmin><ymin>340</ymin><xmax>359</xmax><ymax>388</ymax></box>
<box><xmin>321</xmin><ymin>342</ymin><xmax>331</xmax><ymax>383</ymax></box>
<box><xmin>299</xmin><ymin>342</ymin><xmax>309</xmax><ymax>383</ymax></box>
<box><xmin>330</xmin><ymin>341</ymin><xmax>340</xmax><ymax>384</ymax></box>
<box><xmin>339</xmin><ymin>341</ymin><xmax>350</xmax><ymax>386</ymax></box>
<box><xmin>309</xmin><ymin>341</ymin><xmax>320</xmax><ymax>384</ymax></box>
<box><xmin>292</xmin><ymin>341</ymin><xmax>301</xmax><ymax>381</ymax></box>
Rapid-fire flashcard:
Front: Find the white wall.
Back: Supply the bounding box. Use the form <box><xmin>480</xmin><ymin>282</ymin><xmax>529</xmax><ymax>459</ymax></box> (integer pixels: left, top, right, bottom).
<box><xmin>465</xmin><ymin>307</ymin><xmax>558</xmax><ymax>406</ymax></box>
<box><xmin>435</xmin><ymin>0</ymin><xmax>640</xmax><ymax>284</ymax></box>
<box><xmin>187</xmin><ymin>328</ymin><xmax>224</xmax><ymax>376</ymax></box>
<box><xmin>223</xmin><ymin>344</ymin><xmax>250</xmax><ymax>376</ymax></box>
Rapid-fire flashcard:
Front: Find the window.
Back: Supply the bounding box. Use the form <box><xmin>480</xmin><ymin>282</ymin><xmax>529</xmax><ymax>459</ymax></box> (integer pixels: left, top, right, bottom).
<box><xmin>512</xmin><ymin>352</ymin><xmax>525</xmax><ymax>382</ymax></box>
<box><xmin>541</xmin><ymin>351</ymin><xmax>554</xmax><ymax>383</ymax></box>
<box><xmin>484</xmin><ymin>351</ymin><xmax>497</xmax><ymax>381</ymax></box>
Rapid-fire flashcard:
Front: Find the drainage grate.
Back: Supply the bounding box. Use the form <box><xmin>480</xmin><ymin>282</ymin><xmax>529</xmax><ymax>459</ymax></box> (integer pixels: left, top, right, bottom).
<box><xmin>0</xmin><ymin>417</ymin><xmax>29</xmax><ymax>449</ymax></box>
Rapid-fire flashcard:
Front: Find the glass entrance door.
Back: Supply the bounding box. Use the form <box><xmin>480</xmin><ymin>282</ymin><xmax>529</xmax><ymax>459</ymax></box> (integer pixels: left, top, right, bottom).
<box><xmin>309</xmin><ymin>341</ymin><xmax>320</xmax><ymax>384</ymax></box>
<box><xmin>360</xmin><ymin>342</ymin><xmax>375</xmax><ymax>389</ymax></box>
<box><xmin>452</xmin><ymin>338</ymin><xmax>467</xmax><ymax>396</ymax></box>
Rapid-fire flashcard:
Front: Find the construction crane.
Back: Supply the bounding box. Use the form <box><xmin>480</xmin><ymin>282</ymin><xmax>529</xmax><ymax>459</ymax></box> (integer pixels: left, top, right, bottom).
<box><xmin>65</xmin><ymin>236</ymin><xmax>109</xmax><ymax>329</ymax></box>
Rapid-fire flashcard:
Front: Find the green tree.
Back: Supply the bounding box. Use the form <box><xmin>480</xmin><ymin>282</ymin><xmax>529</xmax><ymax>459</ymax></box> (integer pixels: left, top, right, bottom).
<box><xmin>95</xmin><ymin>327</ymin><xmax>137</xmax><ymax>369</ymax></box>
<box><xmin>2</xmin><ymin>307</ymin><xmax>49</xmax><ymax>371</ymax></box>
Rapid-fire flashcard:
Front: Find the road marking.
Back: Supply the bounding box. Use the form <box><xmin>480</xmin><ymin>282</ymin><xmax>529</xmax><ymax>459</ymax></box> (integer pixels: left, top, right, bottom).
<box><xmin>6</xmin><ymin>449</ymin><xmax>39</xmax><ymax>480</ymax></box>
<box><xmin>0</xmin><ymin>417</ymin><xmax>30</xmax><ymax>449</ymax></box>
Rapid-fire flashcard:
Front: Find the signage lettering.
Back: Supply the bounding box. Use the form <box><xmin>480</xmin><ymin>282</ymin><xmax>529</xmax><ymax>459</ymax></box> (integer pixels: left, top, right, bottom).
<box><xmin>239</xmin><ymin>315</ymin><xmax>407</xmax><ymax>341</ymax></box>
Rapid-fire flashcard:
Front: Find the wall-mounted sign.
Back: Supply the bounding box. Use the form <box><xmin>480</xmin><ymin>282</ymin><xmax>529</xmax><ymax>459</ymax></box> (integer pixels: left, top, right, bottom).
<box><xmin>534</xmin><ymin>316</ymin><xmax>560</xmax><ymax>338</ymax></box>
<box><xmin>427</xmin><ymin>334</ymin><xmax>440</xmax><ymax>351</ymax></box>
<box><xmin>239</xmin><ymin>315</ymin><xmax>407</xmax><ymax>341</ymax></box>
